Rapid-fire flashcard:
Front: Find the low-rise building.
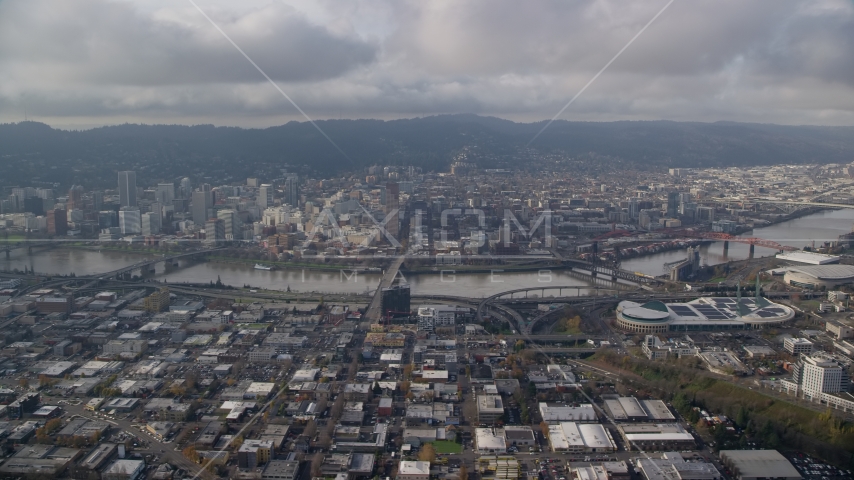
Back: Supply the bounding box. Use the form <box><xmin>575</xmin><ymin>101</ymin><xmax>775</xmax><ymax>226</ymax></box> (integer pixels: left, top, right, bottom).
<box><xmin>262</xmin><ymin>460</ymin><xmax>300</xmax><ymax>480</ymax></box>
<box><xmin>103</xmin><ymin>459</ymin><xmax>145</xmax><ymax>480</ymax></box>
<box><xmin>719</xmin><ymin>450</ymin><xmax>800</xmax><ymax>480</ymax></box>
<box><xmin>618</xmin><ymin>424</ymin><xmax>695</xmax><ymax>451</ymax></box>
<box><xmin>502</xmin><ymin>426</ymin><xmax>536</xmax><ymax>447</ymax></box>
<box><xmin>477</xmin><ymin>394</ymin><xmax>504</xmax><ymax>424</ymax></box>
<box><xmin>539</xmin><ymin>403</ymin><xmax>597</xmax><ymax>423</ymax></box>
<box><xmin>547</xmin><ymin>422</ymin><xmax>616</xmax><ymax>453</ymax></box>
<box><xmin>398</xmin><ymin>461</ymin><xmax>430</xmax><ymax>480</ymax></box>
<box><xmin>783</xmin><ymin>337</ymin><xmax>814</xmax><ymax>355</ymax></box>
<box><xmin>475</xmin><ymin>428</ymin><xmax>507</xmax><ymax>455</ymax></box>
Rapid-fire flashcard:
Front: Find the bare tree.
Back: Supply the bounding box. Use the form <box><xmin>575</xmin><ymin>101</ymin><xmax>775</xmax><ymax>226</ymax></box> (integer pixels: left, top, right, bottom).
<box><xmin>303</xmin><ymin>419</ymin><xmax>317</xmax><ymax>439</ymax></box>
<box><xmin>330</xmin><ymin>395</ymin><xmax>345</xmax><ymax>421</ymax></box>
<box><xmin>311</xmin><ymin>452</ymin><xmax>324</xmax><ymax>477</ymax></box>
<box><xmin>318</xmin><ymin>421</ymin><xmax>334</xmax><ymax>449</ymax></box>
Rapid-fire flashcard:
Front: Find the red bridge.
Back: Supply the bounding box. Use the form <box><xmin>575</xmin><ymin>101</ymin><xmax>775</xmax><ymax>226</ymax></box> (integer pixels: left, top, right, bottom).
<box><xmin>669</xmin><ymin>229</ymin><xmax>800</xmax><ymax>252</ymax></box>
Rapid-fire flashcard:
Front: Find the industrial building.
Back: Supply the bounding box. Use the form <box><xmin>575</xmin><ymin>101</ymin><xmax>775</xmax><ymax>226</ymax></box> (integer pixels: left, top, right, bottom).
<box><xmin>539</xmin><ymin>403</ymin><xmax>597</xmax><ymax>423</ymax></box>
<box><xmin>547</xmin><ymin>422</ymin><xmax>616</xmax><ymax>453</ymax></box>
<box><xmin>718</xmin><ymin>450</ymin><xmax>801</xmax><ymax>480</ymax></box>
<box><xmin>617</xmin><ymin>424</ymin><xmax>695</xmax><ymax>451</ymax></box>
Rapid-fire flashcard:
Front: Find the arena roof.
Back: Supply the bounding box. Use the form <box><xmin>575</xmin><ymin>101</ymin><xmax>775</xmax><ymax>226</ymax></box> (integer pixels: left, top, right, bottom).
<box><xmin>786</xmin><ymin>265</ymin><xmax>854</xmax><ymax>280</ymax></box>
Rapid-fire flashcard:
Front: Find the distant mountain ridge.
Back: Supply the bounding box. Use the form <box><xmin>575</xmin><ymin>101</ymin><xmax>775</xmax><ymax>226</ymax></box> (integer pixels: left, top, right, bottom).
<box><xmin>1</xmin><ymin>115</ymin><xmax>853</xmax><ymax>188</ymax></box>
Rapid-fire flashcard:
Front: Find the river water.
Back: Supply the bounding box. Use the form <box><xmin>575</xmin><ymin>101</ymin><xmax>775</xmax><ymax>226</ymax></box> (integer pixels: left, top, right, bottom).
<box><xmin>622</xmin><ymin>208</ymin><xmax>854</xmax><ymax>276</ymax></box>
<box><xmin>4</xmin><ymin>209</ymin><xmax>851</xmax><ymax>293</ymax></box>
<box><xmin>0</xmin><ymin>247</ymin><xmax>593</xmax><ymax>297</ymax></box>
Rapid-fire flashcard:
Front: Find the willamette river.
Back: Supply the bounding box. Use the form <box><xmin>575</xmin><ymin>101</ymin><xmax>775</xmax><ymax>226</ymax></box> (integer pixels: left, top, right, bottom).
<box><xmin>4</xmin><ymin>208</ymin><xmax>852</xmax><ymax>293</ymax></box>
<box><xmin>622</xmin><ymin>208</ymin><xmax>854</xmax><ymax>276</ymax></box>
<box><xmin>1</xmin><ymin>245</ymin><xmax>593</xmax><ymax>297</ymax></box>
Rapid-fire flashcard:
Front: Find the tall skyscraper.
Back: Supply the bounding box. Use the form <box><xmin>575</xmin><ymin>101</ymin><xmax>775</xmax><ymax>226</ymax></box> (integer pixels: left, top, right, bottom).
<box><xmin>149</xmin><ymin>202</ymin><xmax>163</xmax><ymax>233</ymax></box>
<box><xmin>92</xmin><ymin>191</ymin><xmax>104</xmax><ymax>211</ymax></box>
<box><xmin>629</xmin><ymin>197</ymin><xmax>639</xmax><ymax>220</ymax></box>
<box><xmin>217</xmin><ymin>209</ymin><xmax>241</xmax><ymax>241</ymax></box>
<box><xmin>118</xmin><ymin>171</ymin><xmax>137</xmax><ymax>207</ymax></box>
<box><xmin>205</xmin><ymin>218</ymin><xmax>225</xmax><ymax>246</ymax></box>
<box><xmin>46</xmin><ymin>209</ymin><xmax>68</xmax><ymax>236</ymax></box>
<box><xmin>67</xmin><ymin>185</ymin><xmax>84</xmax><ymax>210</ymax></box>
<box><xmin>258</xmin><ymin>184</ymin><xmax>274</xmax><ymax>209</ymax></box>
<box><xmin>284</xmin><ymin>175</ymin><xmax>299</xmax><ymax>207</ymax></box>
<box><xmin>192</xmin><ymin>190</ymin><xmax>210</xmax><ymax>224</ymax></box>
<box><xmin>666</xmin><ymin>191</ymin><xmax>679</xmax><ymax>218</ymax></box>
<box><xmin>191</xmin><ymin>184</ymin><xmax>213</xmax><ymax>225</ymax></box>
<box><xmin>385</xmin><ymin>182</ymin><xmax>400</xmax><ymax>240</ymax></box>
<box><xmin>180</xmin><ymin>177</ymin><xmax>192</xmax><ymax>199</ymax></box>
<box><xmin>156</xmin><ymin>183</ymin><xmax>175</xmax><ymax>205</ymax></box>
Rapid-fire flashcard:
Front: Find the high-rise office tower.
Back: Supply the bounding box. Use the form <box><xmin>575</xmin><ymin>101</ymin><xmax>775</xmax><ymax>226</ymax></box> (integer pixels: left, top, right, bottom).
<box><xmin>98</xmin><ymin>211</ymin><xmax>118</xmax><ymax>229</ymax></box>
<box><xmin>149</xmin><ymin>202</ymin><xmax>163</xmax><ymax>233</ymax></box>
<box><xmin>156</xmin><ymin>183</ymin><xmax>175</xmax><ymax>205</ymax></box>
<box><xmin>284</xmin><ymin>175</ymin><xmax>299</xmax><ymax>207</ymax></box>
<box><xmin>192</xmin><ymin>185</ymin><xmax>213</xmax><ymax>224</ymax></box>
<box><xmin>118</xmin><ymin>171</ymin><xmax>137</xmax><ymax>207</ymax></box>
<box><xmin>46</xmin><ymin>209</ymin><xmax>68</xmax><ymax>236</ymax></box>
<box><xmin>119</xmin><ymin>208</ymin><xmax>141</xmax><ymax>235</ymax></box>
<box><xmin>67</xmin><ymin>185</ymin><xmax>84</xmax><ymax>211</ymax></box>
<box><xmin>385</xmin><ymin>182</ymin><xmax>400</xmax><ymax>240</ymax></box>
<box><xmin>258</xmin><ymin>184</ymin><xmax>274</xmax><ymax>209</ymax></box>
<box><xmin>629</xmin><ymin>197</ymin><xmax>639</xmax><ymax>220</ymax></box>
<box><xmin>92</xmin><ymin>191</ymin><xmax>104</xmax><ymax>211</ymax></box>
<box><xmin>666</xmin><ymin>191</ymin><xmax>679</xmax><ymax>218</ymax></box>
<box><xmin>217</xmin><ymin>209</ymin><xmax>241</xmax><ymax>241</ymax></box>
<box><xmin>180</xmin><ymin>177</ymin><xmax>192</xmax><ymax>199</ymax></box>
<box><xmin>205</xmin><ymin>218</ymin><xmax>225</xmax><ymax>246</ymax></box>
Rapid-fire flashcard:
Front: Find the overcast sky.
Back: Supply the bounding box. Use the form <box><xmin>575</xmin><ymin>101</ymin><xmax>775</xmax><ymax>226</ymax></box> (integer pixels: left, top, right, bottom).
<box><xmin>2</xmin><ymin>0</ymin><xmax>853</xmax><ymax>129</ymax></box>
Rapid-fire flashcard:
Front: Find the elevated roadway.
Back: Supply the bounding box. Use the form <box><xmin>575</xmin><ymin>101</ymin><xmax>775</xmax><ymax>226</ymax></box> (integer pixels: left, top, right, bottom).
<box><xmin>364</xmin><ymin>255</ymin><xmax>406</xmax><ymax>322</ymax></box>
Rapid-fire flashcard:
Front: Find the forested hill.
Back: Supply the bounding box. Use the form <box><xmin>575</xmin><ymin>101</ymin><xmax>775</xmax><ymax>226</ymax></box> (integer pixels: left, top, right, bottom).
<box><xmin>1</xmin><ymin>115</ymin><xmax>853</xmax><ymax>188</ymax></box>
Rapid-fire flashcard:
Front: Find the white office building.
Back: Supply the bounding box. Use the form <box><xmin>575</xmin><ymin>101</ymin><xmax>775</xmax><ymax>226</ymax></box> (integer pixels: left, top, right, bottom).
<box><xmin>783</xmin><ymin>337</ymin><xmax>813</xmax><ymax>355</ymax></box>
<box><xmin>416</xmin><ymin>305</ymin><xmax>458</xmax><ymax>332</ymax></box>
<box><xmin>119</xmin><ymin>208</ymin><xmax>141</xmax><ymax>235</ymax></box>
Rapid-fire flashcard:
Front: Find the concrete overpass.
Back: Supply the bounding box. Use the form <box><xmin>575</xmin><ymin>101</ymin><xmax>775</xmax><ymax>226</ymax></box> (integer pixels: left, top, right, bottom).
<box><xmin>364</xmin><ymin>255</ymin><xmax>406</xmax><ymax>322</ymax></box>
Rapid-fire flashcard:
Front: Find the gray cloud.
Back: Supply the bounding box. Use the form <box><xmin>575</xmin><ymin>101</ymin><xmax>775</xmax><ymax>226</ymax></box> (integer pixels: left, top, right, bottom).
<box><xmin>1</xmin><ymin>0</ymin><xmax>853</xmax><ymax>127</ymax></box>
<box><xmin>0</xmin><ymin>0</ymin><xmax>377</xmax><ymax>86</ymax></box>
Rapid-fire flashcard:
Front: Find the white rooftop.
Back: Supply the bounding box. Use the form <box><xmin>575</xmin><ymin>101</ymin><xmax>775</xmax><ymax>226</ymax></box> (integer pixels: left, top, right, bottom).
<box><xmin>776</xmin><ymin>251</ymin><xmax>840</xmax><ymax>265</ymax></box>
<box><xmin>399</xmin><ymin>461</ymin><xmax>431</xmax><ymax>476</ymax></box>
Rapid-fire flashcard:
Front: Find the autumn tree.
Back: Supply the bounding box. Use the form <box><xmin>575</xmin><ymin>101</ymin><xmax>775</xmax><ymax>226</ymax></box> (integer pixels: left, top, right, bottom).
<box><xmin>540</xmin><ymin>421</ymin><xmax>550</xmax><ymax>440</ymax></box>
<box><xmin>460</xmin><ymin>464</ymin><xmax>468</xmax><ymax>480</ymax></box>
<box><xmin>185</xmin><ymin>370</ymin><xmax>199</xmax><ymax>390</ymax></box>
<box><xmin>19</xmin><ymin>378</ymin><xmax>29</xmax><ymax>388</ymax></box>
<box><xmin>418</xmin><ymin>443</ymin><xmax>437</xmax><ymax>462</ymax></box>
<box><xmin>183</xmin><ymin>445</ymin><xmax>200</xmax><ymax>463</ymax></box>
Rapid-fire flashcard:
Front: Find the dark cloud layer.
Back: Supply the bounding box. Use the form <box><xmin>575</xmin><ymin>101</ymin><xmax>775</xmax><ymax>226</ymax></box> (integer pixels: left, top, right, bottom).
<box><xmin>1</xmin><ymin>0</ymin><xmax>852</xmax><ymax>127</ymax></box>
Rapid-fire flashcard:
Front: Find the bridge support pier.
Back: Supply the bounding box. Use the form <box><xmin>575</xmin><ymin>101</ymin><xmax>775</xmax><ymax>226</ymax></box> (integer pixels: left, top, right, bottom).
<box><xmin>749</xmin><ymin>244</ymin><xmax>755</xmax><ymax>259</ymax></box>
<box><xmin>4</xmin><ymin>250</ymin><xmax>8</xmax><ymax>260</ymax></box>
<box><xmin>27</xmin><ymin>246</ymin><xmax>33</xmax><ymax>255</ymax></box>
<box><xmin>723</xmin><ymin>241</ymin><xmax>729</xmax><ymax>257</ymax></box>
